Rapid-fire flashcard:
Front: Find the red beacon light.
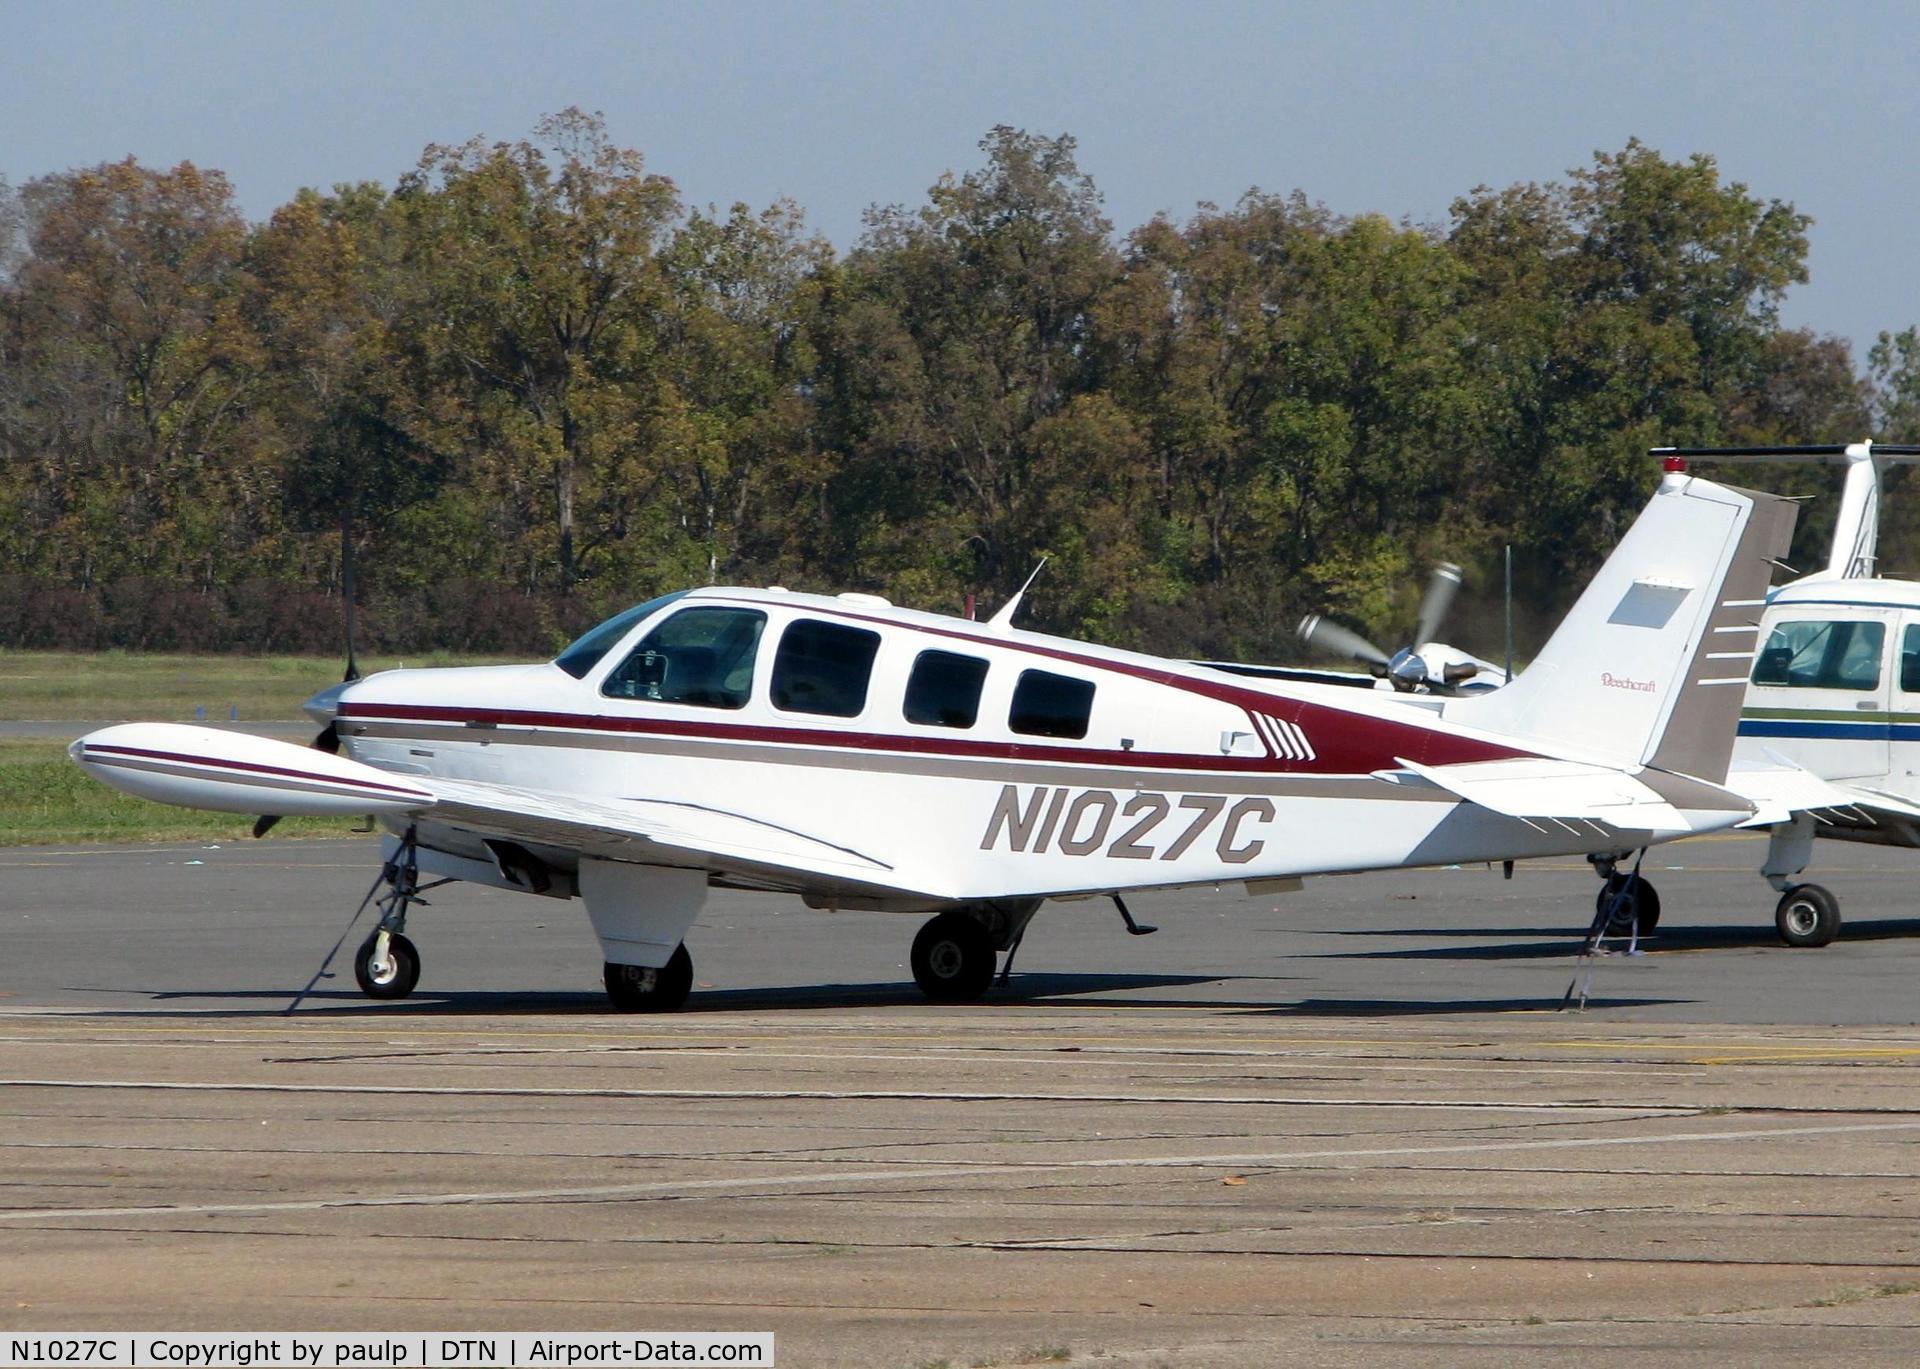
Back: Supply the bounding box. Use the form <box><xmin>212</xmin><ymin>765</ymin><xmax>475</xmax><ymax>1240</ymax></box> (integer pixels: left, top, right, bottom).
<box><xmin>1662</xmin><ymin>454</ymin><xmax>1689</xmax><ymax>474</ymax></box>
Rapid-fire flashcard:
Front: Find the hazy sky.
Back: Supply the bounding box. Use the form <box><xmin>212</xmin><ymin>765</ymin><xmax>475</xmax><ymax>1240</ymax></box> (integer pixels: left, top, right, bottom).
<box><xmin>6</xmin><ymin>0</ymin><xmax>1917</xmax><ymax>361</ymax></box>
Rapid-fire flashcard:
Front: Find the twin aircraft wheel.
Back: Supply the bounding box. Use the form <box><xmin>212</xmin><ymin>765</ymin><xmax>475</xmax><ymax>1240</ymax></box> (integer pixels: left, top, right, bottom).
<box><xmin>1775</xmin><ymin>884</ymin><xmax>1841</xmax><ymax>948</ymax></box>
<box><xmin>603</xmin><ymin>945</ymin><xmax>695</xmax><ymax>1012</ymax></box>
<box><xmin>911</xmin><ymin>911</ymin><xmax>996</xmax><ymax>1003</ymax></box>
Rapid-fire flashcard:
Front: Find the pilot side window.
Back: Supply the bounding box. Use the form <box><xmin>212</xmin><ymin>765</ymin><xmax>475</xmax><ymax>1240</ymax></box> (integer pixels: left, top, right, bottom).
<box><xmin>904</xmin><ymin>650</ymin><xmax>989</xmax><ymax>728</ymax></box>
<box><xmin>601</xmin><ymin>606</ymin><xmax>766</xmax><ymax>708</ymax></box>
<box><xmin>1010</xmin><ymin>669</ymin><xmax>1095</xmax><ymax>739</ymax></box>
<box><xmin>771</xmin><ymin>618</ymin><xmax>882</xmax><ymax>717</ymax></box>
<box><xmin>1750</xmin><ymin>619</ymin><xmax>1885</xmax><ymax>691</ymax></box>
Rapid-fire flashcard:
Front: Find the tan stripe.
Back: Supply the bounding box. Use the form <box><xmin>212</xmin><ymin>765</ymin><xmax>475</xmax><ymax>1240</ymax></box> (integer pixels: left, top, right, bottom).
<box><xmin>344</xmin><ymin>720</ymin><xmax>1456</xmax><ymax>802</ymax></box>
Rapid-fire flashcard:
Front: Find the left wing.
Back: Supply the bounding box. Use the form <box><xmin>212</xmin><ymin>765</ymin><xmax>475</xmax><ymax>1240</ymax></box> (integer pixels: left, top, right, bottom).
<box><xmin>71</xmin><ymin>723</ymin><xmax>924</xmax><ymax>899</ymax></box>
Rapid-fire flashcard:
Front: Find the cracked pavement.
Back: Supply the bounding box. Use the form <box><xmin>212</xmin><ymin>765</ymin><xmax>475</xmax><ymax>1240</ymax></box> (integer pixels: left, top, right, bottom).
<box><xmin>3</xmin><ymin>837</ymin><xmax>1920</xmax><ymax>1364</ymax></box>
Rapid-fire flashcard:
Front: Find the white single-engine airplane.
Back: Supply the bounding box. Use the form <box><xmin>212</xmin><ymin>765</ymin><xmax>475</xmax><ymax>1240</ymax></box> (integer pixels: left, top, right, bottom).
<box><xmin>72</xmin><ymin>463</ymin><xmax>1794</xmax><ymax>1011</ymax></box>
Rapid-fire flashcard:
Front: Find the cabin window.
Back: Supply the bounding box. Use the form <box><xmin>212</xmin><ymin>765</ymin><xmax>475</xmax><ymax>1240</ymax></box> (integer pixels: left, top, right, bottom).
<box><xmin>601</xmin><ymin>606</ymin><xmax>766</xmax><ymax>708</ymax></box>
<box><xmin>554</xmin><ymin>591</ymin><xmax>690</xmax><ymax>679</ymax></box>
<box><xmin>1902</xmin><ymin>625</ymin><xmax>1920</xmax><ymax>693</ymax></box>
<box><xmin>904</xmin><ymin>650</ymin><xmax>989</xmax><ymax>728</ymax></box>
<box><xmin>1010</xmin><ymin>669</ymin><xmax>1095</xmax><ymax>739</ymax></box>
<box><xmin>1749</xmin><ymin>619</ymin><xmax>1885</xmax><ymax>691</ymax></box>
<box><xmin>771</xmin><ymin>618</ymin><xmax>882</xmax><ymax>717</ymax></box>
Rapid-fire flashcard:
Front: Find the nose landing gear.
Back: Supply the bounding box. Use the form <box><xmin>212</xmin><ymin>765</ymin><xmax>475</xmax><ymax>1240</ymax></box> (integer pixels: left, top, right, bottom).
<box><xmin>349</xmin><ymin>831</ymin><xmax>440</xmax><ymax>999</ymax></box>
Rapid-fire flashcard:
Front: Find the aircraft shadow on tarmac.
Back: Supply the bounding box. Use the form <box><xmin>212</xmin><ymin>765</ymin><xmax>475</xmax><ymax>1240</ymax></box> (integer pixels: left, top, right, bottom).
<box><xmin>96</xmin><ymin>968</ymin><xmax>1675</xmax><ymax>1016</ymax></box>
<box><xmin>117</xmin><ymin>971</ymin><xmax>1241</xmax><ymax>1015</ymax></box>
<box><xmin>1314</xmin><ymin>916</ymin><xmax>1920</xmax><ymax>959</ymax></box>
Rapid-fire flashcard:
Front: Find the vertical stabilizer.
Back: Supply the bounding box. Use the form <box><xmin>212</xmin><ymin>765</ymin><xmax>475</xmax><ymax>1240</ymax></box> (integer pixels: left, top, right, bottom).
<box><xmin>1826</xmin><ymin>443</ymin><xmax>1882</xmax><ymax>579</ymax></box>
<box><xmin>1448</xmin><ymin>472</ymin><xmax>1796</xmax><ymax>784</ymax></box>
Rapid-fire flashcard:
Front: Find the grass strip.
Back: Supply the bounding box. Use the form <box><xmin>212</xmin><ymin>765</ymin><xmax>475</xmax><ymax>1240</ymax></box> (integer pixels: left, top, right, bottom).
<box><xmin>0</xmin><ymin>650</ymin><xmax>517</xmax><ymax>722</ymax></box>
<box><xmin>0</xmin><ymin>740</ymin><xmax>364</xmax><ymax>847</ymax></box>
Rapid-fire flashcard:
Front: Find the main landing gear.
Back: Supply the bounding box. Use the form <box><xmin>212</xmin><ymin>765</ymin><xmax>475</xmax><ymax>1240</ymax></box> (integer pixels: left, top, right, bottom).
<box><xmin>1763</xmin><ymin>815</ymin><xmax>1841</xmax><ymax>947</ymax></box>
<box><xmin>1587</xmin><ymin>853</ymin><xmax>1660</xmax><ymax>944</ymax></box>
<box><xmin>909</xmin><ymin>899</ymin><xmax>1045</xmax><ymax>1003</ymax></box>
<box><xmin>1774</xmin><ymin>883</ymin><xmax>1841</xmax><ymax>948</ymax></box>
<box><xmin>604</xmin><ymin>946</ymin><xmax>695</xmax><ymax>1012</ymax></box>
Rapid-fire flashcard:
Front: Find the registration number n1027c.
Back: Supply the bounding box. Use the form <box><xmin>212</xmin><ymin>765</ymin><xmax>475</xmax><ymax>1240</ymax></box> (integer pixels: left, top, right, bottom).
<box><xmin>978</xmin><ymin>784</ymin><xmax>1274</xmax><ymax>864</ymax></box>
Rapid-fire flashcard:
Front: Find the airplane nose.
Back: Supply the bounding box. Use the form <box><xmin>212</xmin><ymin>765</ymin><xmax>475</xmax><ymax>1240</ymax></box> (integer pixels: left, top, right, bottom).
<box><xmin>301</xmin><ymin>679</ymin><xmax>356</xmax><ymax>726</ymax></box>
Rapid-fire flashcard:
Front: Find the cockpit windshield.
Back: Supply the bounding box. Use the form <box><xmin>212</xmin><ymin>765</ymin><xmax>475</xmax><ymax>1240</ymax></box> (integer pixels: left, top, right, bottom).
<box><xmin>553</xmin><ymin>591</ymin><xmax>691</xmax><ymax>680</ymax></box>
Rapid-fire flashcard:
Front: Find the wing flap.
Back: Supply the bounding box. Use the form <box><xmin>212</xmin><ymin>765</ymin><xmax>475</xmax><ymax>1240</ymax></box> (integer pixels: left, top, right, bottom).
<box><xmin>418</xmin><ymin>775</ymin><xmax>910</xmax><ymax>891</ymax></box>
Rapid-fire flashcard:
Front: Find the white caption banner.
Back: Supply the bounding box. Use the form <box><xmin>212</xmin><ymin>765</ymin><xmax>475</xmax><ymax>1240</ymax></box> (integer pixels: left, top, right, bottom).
<box><xmin>0</xmin><ymin>1336</ymin><xmax>773</xmax><ymax>1369</ymax></box>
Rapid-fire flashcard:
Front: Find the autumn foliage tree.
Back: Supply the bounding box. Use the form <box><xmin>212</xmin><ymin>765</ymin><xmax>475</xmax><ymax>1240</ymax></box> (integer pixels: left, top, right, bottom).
<box><xmin>0</xmin><ymin>119</ymin><xmax>1912</xmax><ymax>658</ymax></box>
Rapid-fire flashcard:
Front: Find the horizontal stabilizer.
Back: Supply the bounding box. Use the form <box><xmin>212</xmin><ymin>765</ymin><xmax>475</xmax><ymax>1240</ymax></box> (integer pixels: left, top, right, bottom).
<box><xmin>1384</xmin><ymin>756</ymin><xmax>1708</xmax><ymax>833</ymax></box>
<box><xmin>1724</xmin><ymin>763</ymin><xmax>1920</xmax><ymax>828</ymax></box>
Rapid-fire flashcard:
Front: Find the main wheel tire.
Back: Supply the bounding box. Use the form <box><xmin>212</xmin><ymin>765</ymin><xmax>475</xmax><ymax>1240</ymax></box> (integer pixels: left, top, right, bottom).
<box><xmin>1775</xmin><ymin>884</ymin><xmax>1840</xmax><ymax>948</ymax></box>
<box><xmin>911</xmin><ymin>911</ymin><xmax>996</xmax><ymax>1003</ymax></box>
<box><xmin>604</xmin><ymin>944</ymin><xmax>694</xmax><ymax>1012</ymax></box>
<box><xmin>354</xmin><ymin>931</ymin><xmax>420</xmax><ymax>999</ymax></box>
<box><xmin>1597</xmin><ymin>875</ymin><xmax>1661</xmax><ymax>935</ymax></box>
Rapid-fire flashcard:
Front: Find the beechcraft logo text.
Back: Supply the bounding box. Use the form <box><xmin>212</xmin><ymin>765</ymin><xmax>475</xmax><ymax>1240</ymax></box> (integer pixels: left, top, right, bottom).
<box><xmin>1601</xmin><ymin>673</ymin><xmax>1657</xmax><ymax>693</ymax></box>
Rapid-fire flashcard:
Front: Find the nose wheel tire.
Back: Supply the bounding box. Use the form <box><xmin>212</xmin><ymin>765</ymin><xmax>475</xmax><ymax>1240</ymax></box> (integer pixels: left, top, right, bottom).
<box><xmin>1597</xmin><ymin>875</ymin><xmax>1661</xmax><ymax>935</ymax></box>
<box><xmin>1775</xmin><ymin>884</ymin><xmax>1840</xmax><ymax>948</ymax></box>
<box><xmin>604</xmin><ymin>944</ymin><xmax>694</xmax><ymax>1012</ymax></box>
<box><xmin>911</xmin><ymin>911</ymin><xmax>996</xmax><ymax>1003</ymax></box>
<box><xmin>354</xmin><ymin>931</ymin><xmax>420</xmax><ymax>999</ymax></box>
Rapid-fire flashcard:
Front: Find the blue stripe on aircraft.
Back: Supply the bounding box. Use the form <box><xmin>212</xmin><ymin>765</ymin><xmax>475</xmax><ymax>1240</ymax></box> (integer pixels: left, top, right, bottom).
<box><xmin>1738</xmin><ymin>720</ymin><xmax>1920</xmax><ymax>741</ymax></box>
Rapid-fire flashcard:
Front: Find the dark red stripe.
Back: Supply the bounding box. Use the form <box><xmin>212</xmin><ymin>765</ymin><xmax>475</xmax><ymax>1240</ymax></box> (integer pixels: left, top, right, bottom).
<box><xmin>84</xmin><ymin>744</ymin><xmax>433</xmax><ymax>800</ymax></box>
<box><xmin>338</xmin><ymin>701</ymin><xmax>1524</xmax><ymax>774</ymax></box>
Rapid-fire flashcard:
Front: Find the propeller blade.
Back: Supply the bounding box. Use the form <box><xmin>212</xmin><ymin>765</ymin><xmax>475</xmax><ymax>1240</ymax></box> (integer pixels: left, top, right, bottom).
<box><xmin>251</xmin><ymin>814</ymin><xmax>283</xmax><ymax>838</ymax></box>
<box><xmin>1414</xmin><ymin>562</ymin><xmax>1463</xmax><ymax>650</ymax></box>
<box><xmin>1298</xmin><ymin>614</ymin><xmax>1391</xmax><ymax>667</ymax></box>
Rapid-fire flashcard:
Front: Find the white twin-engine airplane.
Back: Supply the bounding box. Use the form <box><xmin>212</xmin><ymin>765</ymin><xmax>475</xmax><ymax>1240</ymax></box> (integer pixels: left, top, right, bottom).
<box><xmin>72</xmin><ymin>465</ymin><xmax>1795</xmax><ymax>1011</ymax></box>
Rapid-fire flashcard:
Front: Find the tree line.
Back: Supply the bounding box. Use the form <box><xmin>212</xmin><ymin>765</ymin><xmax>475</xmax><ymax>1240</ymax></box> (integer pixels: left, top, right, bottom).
<box><xmin>4</xmin><ymin>110</ymin><xmax>1918</xmax><ymax>662</ymax></box>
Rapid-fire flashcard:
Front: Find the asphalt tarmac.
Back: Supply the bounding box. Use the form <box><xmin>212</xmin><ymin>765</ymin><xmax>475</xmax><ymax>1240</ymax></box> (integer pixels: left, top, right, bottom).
<box><xmin>3</xmin><ymin>835</ymin><xmax>1920</xmax><ymax>1365</ymax></box>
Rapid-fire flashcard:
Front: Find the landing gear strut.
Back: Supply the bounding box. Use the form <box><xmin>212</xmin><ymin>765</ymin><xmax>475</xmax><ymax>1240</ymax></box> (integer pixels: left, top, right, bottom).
<box><xmin>1763</xmin><ymin>817</ymin><xmax>1840</xmax><ymax>947</ymax></box>
<box><xmin>351</xmin><ymin>829</ymin><xmax>442</xmax><ymax>999</ymax></box>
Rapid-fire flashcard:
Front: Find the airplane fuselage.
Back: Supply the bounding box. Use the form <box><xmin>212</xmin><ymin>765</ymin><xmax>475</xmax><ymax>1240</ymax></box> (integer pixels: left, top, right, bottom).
<box><xmin>328</xmin><ymin>587</ymin><xmax>1738</xmax><ymax>908</ymax></box>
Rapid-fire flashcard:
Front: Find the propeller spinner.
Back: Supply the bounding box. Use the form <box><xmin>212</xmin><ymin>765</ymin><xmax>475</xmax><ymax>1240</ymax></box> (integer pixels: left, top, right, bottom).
<box><xmin>1298</xmin><ymin>563</ymin><xmax>1480</xmax><ymax>694</ymax></box>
